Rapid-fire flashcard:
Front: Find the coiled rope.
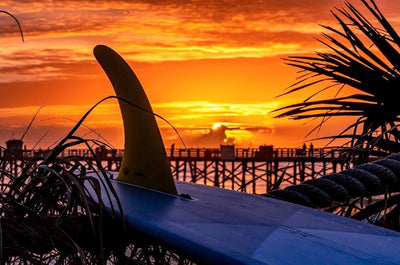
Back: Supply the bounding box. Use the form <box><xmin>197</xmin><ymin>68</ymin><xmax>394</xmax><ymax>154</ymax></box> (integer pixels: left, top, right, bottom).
<box><xmin>264</xmin><ymin>153</ymin><xmax>400</xmax><ymax>208</ymax></box>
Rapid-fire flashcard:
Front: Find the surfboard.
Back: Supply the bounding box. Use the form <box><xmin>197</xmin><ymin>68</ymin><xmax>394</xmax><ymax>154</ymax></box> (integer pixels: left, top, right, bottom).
<box><xmin>95</xmin><ymin>175</ymin><xmax>400</xmax><ymax>265</ymax></box>
<box><xmin>92</xmin><ymin>44</ymin><xmax>400</xmax><ymax>264</ymax></box>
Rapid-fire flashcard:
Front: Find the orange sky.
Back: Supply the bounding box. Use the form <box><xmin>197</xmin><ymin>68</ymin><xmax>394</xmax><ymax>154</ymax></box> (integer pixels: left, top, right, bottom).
<box><xmin>1</xmin><ymin>0</ymin><xmax>400</xmax><ymax>149</ymax></box>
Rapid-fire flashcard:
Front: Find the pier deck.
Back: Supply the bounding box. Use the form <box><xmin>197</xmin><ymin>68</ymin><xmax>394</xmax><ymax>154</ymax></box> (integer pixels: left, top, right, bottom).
<box><xmin>1</xmin><ymin>147</ymin><xmax>352</xmax><ymax>193</ymax></box>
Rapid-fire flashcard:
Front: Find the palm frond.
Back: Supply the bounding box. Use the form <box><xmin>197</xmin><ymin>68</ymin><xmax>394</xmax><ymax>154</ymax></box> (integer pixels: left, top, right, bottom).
<box><xmin>275</xmin><ymin>0</ymin><xmax>400</xmax><ymax>155</ymax></box>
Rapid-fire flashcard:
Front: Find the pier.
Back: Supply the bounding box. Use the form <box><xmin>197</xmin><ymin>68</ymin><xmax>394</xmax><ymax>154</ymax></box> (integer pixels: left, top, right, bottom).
<box><xmin>1</xmin><ymin>146</ymin><xmax>351</xmax><ymax>193</ymax></box>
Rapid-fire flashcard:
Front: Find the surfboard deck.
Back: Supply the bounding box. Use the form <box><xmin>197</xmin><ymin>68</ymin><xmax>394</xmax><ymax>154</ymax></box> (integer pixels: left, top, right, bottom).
<box><xmin>95</xmin><ymin>176</ymin><xmax>400</xmax><ymax>265</ymax></box>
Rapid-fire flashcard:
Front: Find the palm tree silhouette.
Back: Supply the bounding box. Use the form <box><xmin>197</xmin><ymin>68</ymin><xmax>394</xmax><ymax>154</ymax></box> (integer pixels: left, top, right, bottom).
<box><xmin>274</xmin><ymin>0</ymin><xmax>400</xmax><ymax>162</ymax></box>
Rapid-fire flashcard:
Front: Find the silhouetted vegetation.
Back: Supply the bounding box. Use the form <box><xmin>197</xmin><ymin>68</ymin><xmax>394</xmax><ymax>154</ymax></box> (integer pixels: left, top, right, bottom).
<box><xmin>272</xmin><ymin>0</ymin><xmax>400</xmax><ymax>231</ymax></box>
<box><xmin>0</xmin><ymin>100</ymin><xmax>195</xmax><ymax>264</ymax></box>
<box><xmin>0</xmin><ymin>10</ymin><xmax>24</xmax><ymax>42</ymax></box>
<box><xmin>274</xmin><ymin>0</ymin><xmax>400</xmax><ymax>162</ymax></box>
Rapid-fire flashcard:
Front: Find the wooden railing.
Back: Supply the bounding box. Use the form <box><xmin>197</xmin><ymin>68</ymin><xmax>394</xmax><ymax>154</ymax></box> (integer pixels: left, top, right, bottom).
<box><xmin>0</xmin><ymin>146</ymin><xmax>342</xmax><ymax>160</ymax></box>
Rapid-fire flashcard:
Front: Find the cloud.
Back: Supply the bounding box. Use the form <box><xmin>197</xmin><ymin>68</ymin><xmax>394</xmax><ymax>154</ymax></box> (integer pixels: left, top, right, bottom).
<box><xmin>0</xmin><ymin>101</ymin><xmax>278</xmax><ymax>148</ymax></box>
<box><xmin>153</xmin><ymin>101</ymin><xmax>279</xmax><ymax>117</ymax></box>
<box><xmin>2</xmin><ymin>0</ymin><xmax>399</xmax><ymax>66</ymax></box>
<box><xmin>3</xmin><ymin>0</ymin><xmax>398</xmax><ymax>63</ymax></box>
<box><xmin>184</xmin><ymin>124</ymin><xmax>231</xmax><ymax>147</ymax></box>
<box><xmin>2</xmin><ymin>0</ymin><xmax>399</xmax><ymax>35</ymax></box>
<box><xmin>0</xmin><ymin>100</ymin><xmax>349</xmax><ymax>149</ymax></box>
<box><xmin>151</xmin><ymin>101</ymin><xmax>280</xmax><ymax>147</ymax></box>
<box><xmin>2</xmin><ymin>0</ymin><xmax>399</xmax><ymax>149</ymax></box>
<box><xmin>0</xmin><ymin>49</ymin><xmax>96</xmax><ymax>83</ymax></box>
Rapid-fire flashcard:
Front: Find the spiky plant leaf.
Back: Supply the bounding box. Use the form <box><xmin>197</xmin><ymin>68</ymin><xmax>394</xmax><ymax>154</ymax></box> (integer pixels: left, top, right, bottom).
<box><xmin>275</xmin><ymin>0</ymin><xmax>400</xmax><ymax>158</ymax></box>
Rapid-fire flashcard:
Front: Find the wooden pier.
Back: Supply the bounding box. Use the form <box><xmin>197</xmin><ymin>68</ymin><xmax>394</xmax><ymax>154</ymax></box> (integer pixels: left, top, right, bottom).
<box><xmin>0</xmin><ymin>146</ymin><xmax>351</xmax><ymax>194</ymax></box>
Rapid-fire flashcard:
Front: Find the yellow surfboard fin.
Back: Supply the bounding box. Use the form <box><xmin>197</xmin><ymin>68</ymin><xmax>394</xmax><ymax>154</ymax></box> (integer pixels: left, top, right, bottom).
<box><xmin>93</xmin><ymin>45</ymin><xmax>178</xmax><ymax>195</ymax></box>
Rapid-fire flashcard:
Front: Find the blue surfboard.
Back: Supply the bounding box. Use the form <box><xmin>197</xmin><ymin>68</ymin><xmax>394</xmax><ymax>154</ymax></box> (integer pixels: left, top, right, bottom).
<box><xmin>93</xmin><ymin>175</ymin><xmax>400</xmax><ymax>265</ymax></box>
<box><xmin>92</xmin><ymin>45</ymin><xmax>400</xmax><ymax>264</ymax></box>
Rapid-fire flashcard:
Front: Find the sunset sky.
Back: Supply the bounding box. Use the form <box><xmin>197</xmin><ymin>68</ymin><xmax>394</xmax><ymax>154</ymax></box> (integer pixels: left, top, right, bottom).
<box><xmin>1</xmin><ymin>0</ymin><xmax>400</xmax><ymax>149</ymax></box>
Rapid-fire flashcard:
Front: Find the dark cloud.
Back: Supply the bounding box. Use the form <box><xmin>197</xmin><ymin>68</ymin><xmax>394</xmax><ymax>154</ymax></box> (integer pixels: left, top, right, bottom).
<box><xmin>159</xmin><ymin>123</ymin><xmax>274</xmax><ymax>148</ymax></box>
<box><xmin>2</xmin><ymin>0</ymin><xmax>399</xmax><ymax>58</ymax></box>
<box><xmin>0</xmin><ymin>49</ymin><xmax>97</xmax><ymax>84</ymax></box>
<box><xmin>0</xmin><ymin>5</ymin><xmax>129</xmax><ymax>36</ymax></box>
<box><xmin>176</xmin><ymin>124</ymin><xmax>232</xmax><ymax>147</ymax></box>
<box><xmin>1</xmin><ymin>49</ymin><xmax>89</xmax><ymax>64</ymax></box>
<box><xmin>131</xmin><ymin>0</ymin><xmax>400</xmax><ymax>26</ymax></box>
<box><xmin>3</xmin><ymin>0</ymin><xmax>398</xmax><ymax>41</ymax></box>
<box><xmin>194</xmin><ymin>30</ymin><xmax>315</xmax><ymax>47</ymax></box>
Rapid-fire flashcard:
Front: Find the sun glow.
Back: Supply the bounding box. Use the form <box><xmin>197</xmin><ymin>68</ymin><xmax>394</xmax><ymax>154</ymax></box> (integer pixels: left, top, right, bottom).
<box><xmin>3</xmin><ymin>1</ymin><xmax>397</xmax><ymax>149</ymax></box>
<box><xmin>212</xmin><ymin>123</ymin><xmax>223</xmax><ymax>131</ymax></box>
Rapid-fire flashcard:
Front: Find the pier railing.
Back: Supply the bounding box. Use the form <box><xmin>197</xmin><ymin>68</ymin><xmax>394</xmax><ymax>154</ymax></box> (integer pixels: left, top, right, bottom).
<box><xmin>1</xmin><ymin>146</ymin><xmax>350</xmax><ymax>193</ymax></box>
<box><xmin>167</xmin><ymin>147</ymin><xmax>338</xmax><ymax>159</ymax></box>
<box><xmin>0</xmin><ymin>146</ymin><xmax>340</xmax><ymax>160</ymax></box>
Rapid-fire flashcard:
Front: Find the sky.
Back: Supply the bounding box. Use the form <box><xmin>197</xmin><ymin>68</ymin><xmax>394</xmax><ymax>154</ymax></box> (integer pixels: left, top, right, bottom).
<box><xmin>1</xmin><ymin>0</ymin><xmax>400</xmax><ymax>149</ymax></box>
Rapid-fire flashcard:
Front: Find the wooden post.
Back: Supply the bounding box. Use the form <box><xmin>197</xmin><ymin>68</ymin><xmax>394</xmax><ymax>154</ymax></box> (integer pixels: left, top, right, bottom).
<box><xmin>192</xmin><ymin>161</ymin><xmax>197</xmax><ymax>183</ymax></box>
<box><xmin>252</xmin><ymin>160</ymin><xmax>256</xmax><ymax>193</ymax></box>
<box><xmin>300</xmin><ymin>161</ymin><xmax>305</xmax><ymax>182</ymax></box>
<box><xmin>175</xmin><ymin>160</ymin><xmax>179</xmax><ymax>180</ymax></box>
<box><xmin>274</xmin><ymin>160</ymin><xmax>279</xmax><ymax>188</ymax></box>
<box><xmin>214</xmin><ymin>160</ymin><xmax>219</xmax><ymax>187</ymax></box>
<box><xmin>203</xmin><ymin>160</ymin><xmax>207</xmax><ymax>185</ymax></box>
<box><xmin>183</xmin><ymin>160</ymin><xmax>187</xmax><ymax>182</ymax></box>
<box><xmin>266</xmin><ymin>162</ymin><xmax>271</xmax><ymax>192</ymax></box>
<box><xmin>242</xmin><ymin>161</ymin><xmax>246</xmax><ymax>192</ymax></box>
<box><xmin>231</xmin><ymin>161</ymin><xmax>235</xmax><ymax>190</ymax></box>
<box><xmin>311</xmin><ymin>160</ymin><xmax>315</xmax><ymax>179</ymax></box>
<box><xmin>222</xmin><ymin>161</ymin><xmax>226</xmax><ymax>188</ymax></box>
<box><xmin>293</xmin><ymin>161</ymin><xmax>297</xmax><ymax>185</ymax></box>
